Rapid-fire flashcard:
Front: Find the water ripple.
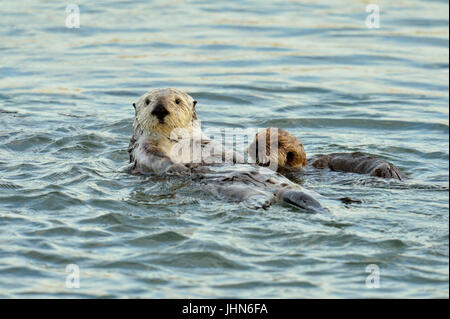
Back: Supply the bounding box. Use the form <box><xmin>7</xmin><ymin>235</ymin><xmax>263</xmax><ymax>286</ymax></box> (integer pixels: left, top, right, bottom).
<box><xmin>0</xmin><ymin>0</ymin><xmax>447</xmax><ymax>298</ymax></box>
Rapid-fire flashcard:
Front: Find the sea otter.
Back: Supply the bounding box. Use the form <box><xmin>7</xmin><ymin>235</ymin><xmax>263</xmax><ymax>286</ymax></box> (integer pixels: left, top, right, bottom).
<box><xmin>249</xmin><ymin>128</ymin><xmax>404</xmax><ymax>180</ymax></box>
<box><xmin>248</xmin><ymin>127</ymin><xmax>307</xmax><ymax>172</ymax></box>
<box><xmin>128</xmin><ymin>88</ymin><xmax>326</xmax><ymax>212</ymax></box>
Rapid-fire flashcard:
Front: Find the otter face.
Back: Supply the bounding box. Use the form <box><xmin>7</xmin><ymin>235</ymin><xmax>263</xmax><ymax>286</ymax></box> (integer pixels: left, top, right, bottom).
<box><xmin>248</xmin><ymin>128</ymin><xmax>307</xmax><ymax>171</ymax></box>
<box><xmin>134</xmin><ymin>88</ymin><xmax>197</xmax><ymax>137</ymax></box>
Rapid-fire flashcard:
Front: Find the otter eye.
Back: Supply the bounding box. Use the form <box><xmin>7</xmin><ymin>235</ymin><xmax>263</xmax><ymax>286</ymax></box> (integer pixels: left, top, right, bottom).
<box><xmin>175</xmin><ymin>98</ymin><xmax>181</xmax><ymax>104</ymax></box>
<box><xmin>145</xmin><ymin>98</ymin><xmax>150</xmax><ymax>105</ymax></box>
<box><xmin>193</xmin><ymin>100</ymin><xmax>197</xmax><ymax>107</ymax></box>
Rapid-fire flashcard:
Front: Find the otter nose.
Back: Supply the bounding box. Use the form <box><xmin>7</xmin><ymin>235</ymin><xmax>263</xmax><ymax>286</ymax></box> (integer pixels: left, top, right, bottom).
<box><xmin>151</xmin><ymin>103</ymin><xmax>169</xmax><ymax>121</ymax></box>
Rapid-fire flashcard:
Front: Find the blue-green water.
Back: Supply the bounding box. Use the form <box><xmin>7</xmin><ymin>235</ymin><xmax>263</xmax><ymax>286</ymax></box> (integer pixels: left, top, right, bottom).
<box><xmin>0</xmin><ymin>0</ymin><xmax>448</xmax><ymax>298</ymax></box>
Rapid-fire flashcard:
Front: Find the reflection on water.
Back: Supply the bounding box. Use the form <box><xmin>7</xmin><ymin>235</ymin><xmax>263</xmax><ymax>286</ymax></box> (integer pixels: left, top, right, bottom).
<box><xmin>0</xmin><ymin>0</ymin><xmax>448</xmax><ymax>298</ymax></box>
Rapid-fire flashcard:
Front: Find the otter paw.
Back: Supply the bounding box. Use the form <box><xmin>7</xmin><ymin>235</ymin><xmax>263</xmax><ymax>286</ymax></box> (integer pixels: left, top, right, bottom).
<box><xmin>166</xmin><ymin>163</ymin><xmax>189</xmax><ymax>174</ymax></box>
<box><xmin>311</xmin><ymin>155</ymin><xmax>330</xmax><ymax>169</ymax></box>
<box><xmin>372</xmin><ymin>163</ymin><xmax>403</xmax><ymax>180</ymax></box>
<box><xmin>184</xmin><ymin>163</ymin><xmax>200</xmax><ymax>169</ymax></box>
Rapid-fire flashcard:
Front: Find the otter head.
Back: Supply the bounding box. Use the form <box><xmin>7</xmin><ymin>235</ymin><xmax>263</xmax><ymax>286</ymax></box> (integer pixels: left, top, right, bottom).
<box><xmin>133</xmin><ymin>88</ymin><xmax>198</xmax><ymax>137</ymax></box>
<box><xmin>248</xmin><ymin>127</ymin><xmax>307</xmax><ymax>171</ymax></box>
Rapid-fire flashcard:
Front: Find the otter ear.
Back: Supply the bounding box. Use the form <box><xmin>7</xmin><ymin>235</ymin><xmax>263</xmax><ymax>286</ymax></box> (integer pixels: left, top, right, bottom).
<box><xmin>192</xmin><ymin>103</ymin><xmax>198</xmax><ymax>120</ymax></box>
<box><xmin>193</xmin><ymin>100</ymin><xmax>197</xmax><ymax>107</ymax></box>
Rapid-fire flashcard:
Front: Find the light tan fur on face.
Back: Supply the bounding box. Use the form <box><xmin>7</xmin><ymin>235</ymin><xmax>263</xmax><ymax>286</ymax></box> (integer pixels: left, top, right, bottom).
<box><xmin>134</xmin><ymin>88</ymin><xmax>197</xmax><ymax>138</ymax></box>
<box><xmin>249</xmin><ymin>127</ymin><xmax>307</xmax><ymax>171</ymax></box>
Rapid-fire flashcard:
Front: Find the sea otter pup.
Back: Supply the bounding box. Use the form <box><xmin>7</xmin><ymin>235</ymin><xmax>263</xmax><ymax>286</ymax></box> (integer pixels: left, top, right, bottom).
<box><xmin>250</xmin><ymin>128</ymin><xmax>403</xmax><ymax>180</ymax></box>
<box><xmin>248</xmin><ymin>127</ymin><xmax>307</xmax><ymax>172</ymax></box>
<box><xmin>128</xmin><ymin>88</ymin><xmax>326</xmax><ymax>212</ymax></box>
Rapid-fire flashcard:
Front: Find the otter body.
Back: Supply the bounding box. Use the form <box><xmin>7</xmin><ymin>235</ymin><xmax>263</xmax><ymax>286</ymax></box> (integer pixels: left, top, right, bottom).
<box><xmin>193</xmin><ymin>164</ymin><xmax>324</xmax><ymax>211</ymax></box>
<box><xmin>128</xmin><ymin>88</ymin><xmax>326</xmax><ymax>212</ymax></box>
<box><xmin>251</xmin><ymin>128</ymin><xmax>404</xmax><ymax>180</ymax></box>
<box><xmin>128</xmin><ymin>88</ymin><xmax>403</xmax><ymax>211</ymax></box>
<box><xmin>310</xmin><ymin>152</ymin><xmax>404</xmax><ymax>180</ymax></box>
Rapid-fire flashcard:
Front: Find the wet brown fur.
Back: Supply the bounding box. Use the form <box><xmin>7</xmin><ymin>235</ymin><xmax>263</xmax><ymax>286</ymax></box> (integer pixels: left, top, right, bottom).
<box><xmin>248</xmin><ymin>127</ymin><xmax>307</xmax><ymax>171</ymax></box>
<box><xmin>250</xmin><ymin>129</ymin><xmax>403</xmax><ymax>180</ymax></box>
<box><xmin>311</xmin><ymin>152</ymin><xmax>404</xmax><ymax>180</ymax></box>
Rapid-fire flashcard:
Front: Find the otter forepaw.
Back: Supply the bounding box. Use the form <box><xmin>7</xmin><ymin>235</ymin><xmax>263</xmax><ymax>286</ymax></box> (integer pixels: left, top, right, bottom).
<box><xmin>372</xmin><ymin>163</ymin><xmax>403</xmax><ymax>180</ymax></box>
<box><xmin>166</xmin><ymin>163</ymin><xmax>189</xmax><ymax>174</ymax></box>
<box><xmin>278</xmin><ymin>189</ymin><xmax>327</xmax><ymax>213</ymax></box>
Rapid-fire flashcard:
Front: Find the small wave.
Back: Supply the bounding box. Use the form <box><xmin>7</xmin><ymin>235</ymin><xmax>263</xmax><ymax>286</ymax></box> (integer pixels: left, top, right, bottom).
<box><xmin>127</xmin><ymin>231</ymin><xmax>189</xmax><ymax>246</ymax></box>
<box><xmin>148</xmin><ymin>251</ymin><xmax>250</xmax><ymax>270</ymax></box>
<box><xmin>24</xmin><ymin>226</ymin><xmax>110</xmax><ymax>238</ymax></box>
<box><xmin>256</xmin><ymin>118</ymin><xmax>449</xmax><ymax>132</ymax></box>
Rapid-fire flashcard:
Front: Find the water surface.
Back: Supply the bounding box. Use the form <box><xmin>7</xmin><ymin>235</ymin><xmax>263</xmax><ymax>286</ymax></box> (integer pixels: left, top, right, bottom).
<box><xmin>0</xmin><ymin>0</ymin><xmax>448</xmax><ymax>298</ymax></box>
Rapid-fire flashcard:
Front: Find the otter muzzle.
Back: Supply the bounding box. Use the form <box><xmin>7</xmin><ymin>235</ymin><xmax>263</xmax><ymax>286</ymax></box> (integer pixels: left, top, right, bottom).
<box><xmin>151</xmin><ymin>103</ymin><xmax>170</xmax><ymax>122</ymax></box>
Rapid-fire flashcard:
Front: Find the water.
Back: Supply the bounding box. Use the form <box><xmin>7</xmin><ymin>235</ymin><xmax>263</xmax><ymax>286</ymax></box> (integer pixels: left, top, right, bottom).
<box><xmin>0</xmin><ymin>0</ymin><xmax>448</xmax><ymax>298</ymax></box>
